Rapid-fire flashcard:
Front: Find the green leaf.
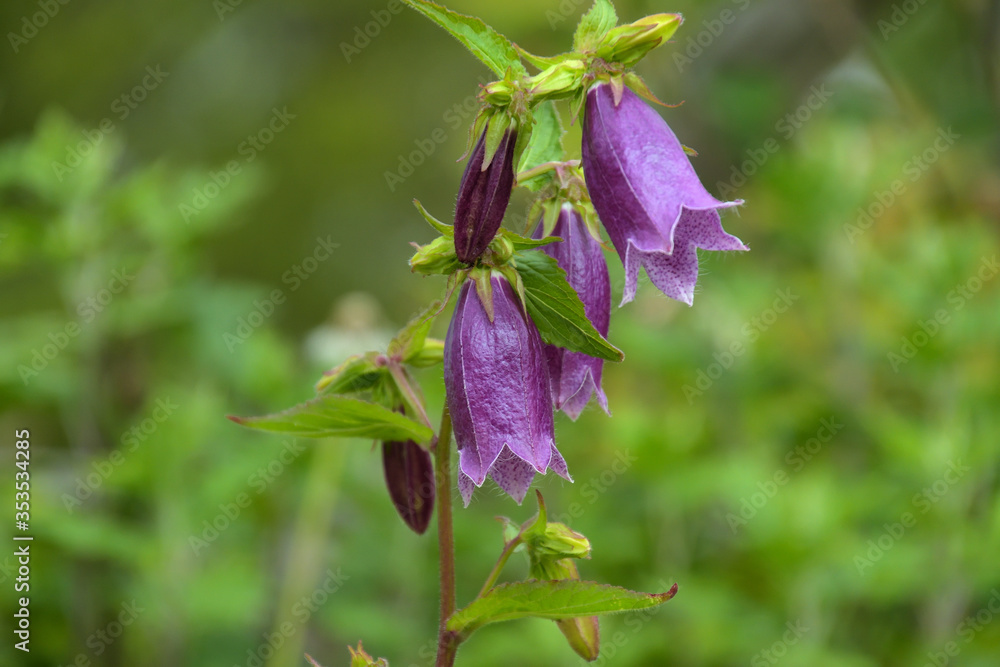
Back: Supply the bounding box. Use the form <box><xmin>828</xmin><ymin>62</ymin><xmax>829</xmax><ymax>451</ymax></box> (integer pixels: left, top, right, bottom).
<box><xmin>514</xmin><ymin>250</ymin><xmax>624</xmax><ymax>362</ymax></box>
<box><xmin>573</xmin><ymin>0</ymin><xmax>618</xmax><ymax>53</ymax></box>
<box><xmin>401</xmin><ymin>0</ymin><xmax>524</xmax><ymax>78</ymax></box>
<box><xmin>413</xmin><ymin>199</ymin><xmax>453</xmax><ymax>236</ymax></box>
<box><xmin>447</xmin><ymin>580</ymin><xmax>677</xmax><ymax>634</ymax></box>
<box><xmin>315</xmin><ymin>353</ymin><xmax>385</xmax><ymax>394</ymax></box>
<box><xmin>228</xmin><ymin>395</ymin><xmax>434</xmax><ymax>444</ymax></box>
<box><xmin>388</xmin><ymin>301</ymin><xmax>442</xmax><ymax>363</ymax></box>
<box><xmin>516</xmin><ymin>102</ymin><xmax>564</xmax><ymax>193</ymax></box>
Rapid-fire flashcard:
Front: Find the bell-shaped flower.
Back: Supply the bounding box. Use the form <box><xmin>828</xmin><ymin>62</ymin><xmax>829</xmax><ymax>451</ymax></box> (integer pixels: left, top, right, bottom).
<box><xmin>454</xmin><ymin>128</ymin><xmax>517</xmax><ymax>264</ymax></box>
<box><xmin>444</xmin><ymin>274</ymin><xmax>571</xmax><ymax>505</ymax></box>
<box><xmin>582</xmin><ymin>81</ymin><xmax>748</xmax><ymax>306</ymax></box>
<box><xmin>534</xmin><ymin>204</ymin><xmax>611</xmax><ymax>420</ymax></box>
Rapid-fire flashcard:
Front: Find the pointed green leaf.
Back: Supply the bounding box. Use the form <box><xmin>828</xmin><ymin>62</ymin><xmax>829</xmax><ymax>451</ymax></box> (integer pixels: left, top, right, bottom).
<box><xmin>514</xmin><ymin>250</ymin><xmax>623</xmax><ymax>362</ymax></box>
<box><xmin>402</xmin><ymin>0</ymin><xmax>525</xmax><ymax>78</ymax></box>
<box><xmin>228</xmin><ymin>395</ymin><xmax>434</xmax><ymax>444</ymax></box>
<box><xmin>516</xmin><ymin>102</ymin><xmax>564</xmax><ymax>193</ymax></box>
<box><xmin>413</xmin><ymin>199</ymin><xmax>453</xmax><ymax>236</ymax></box>
<box><xmin>573</xmin><ymin>0</ymin><xmax>618</xmax><ymax>53</ymax></box>
<box><xmin>447</xmin><ymin>580</ymin><xmax>678</xmax><ymax>634</ymax></box>
<box><xmin>389</xmin><ymin>300</ymin><xmax>443</xmax><ymax>363</ymax></box>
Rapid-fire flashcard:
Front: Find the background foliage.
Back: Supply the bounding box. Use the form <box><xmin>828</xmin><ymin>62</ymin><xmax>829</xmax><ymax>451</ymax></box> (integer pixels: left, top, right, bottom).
<box><xmin>1</xmin><ymin>0</ymin><xmax>999</xmax><ymax>665</ymax></box>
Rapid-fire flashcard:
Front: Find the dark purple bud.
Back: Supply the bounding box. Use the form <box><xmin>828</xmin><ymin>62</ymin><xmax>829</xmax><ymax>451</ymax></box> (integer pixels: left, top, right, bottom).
<box><xmin>382</xmin><ymin>438</ymin><xmax>434</xmax><ymax>534</ymax></box>
<box><xmin>443</xmin><ymin>274</ymin><xmax>571</xmax><ymax>506</ymax></box>
<box><xmin>534</xmin><ymin>205</ymin><xmax>611</xmax><ymax>420</ymax></box>
<box><xmin>582</xmin><ymin>81</ymin><xmax>748</xmax><ymax>306</ymax></box>
<box><xmin>454</xmin><ymin>129</ymin><xmax>518</xmax><ymax>264</ymax></box>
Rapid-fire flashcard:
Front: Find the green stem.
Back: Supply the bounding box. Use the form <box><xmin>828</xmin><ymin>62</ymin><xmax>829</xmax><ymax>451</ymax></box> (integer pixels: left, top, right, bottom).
<box><xmin>476</xmin><ymin>534</ymin><xmax>523</xmax><ymax>599</ymax></box>
<box><xmin>434</xmin><ymin>407</ymin><xmax>461</xmax><ymax>667</ymax></box>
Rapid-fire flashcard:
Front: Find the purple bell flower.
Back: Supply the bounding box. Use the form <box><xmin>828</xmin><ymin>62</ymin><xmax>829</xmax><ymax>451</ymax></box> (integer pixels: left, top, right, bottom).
<box><xmin>454</xmin><ymin>129</ymin><xmax>518</xmax><ymax>264</ymax></box>
<box><xmin>444</xmin><ymin>275</ymin><xmax>571</xmax><ymax>505</ymax></box>
<box><xmin>534</xmin><ymin>204</ymin><xmax>611</xmax><ymax>420</ymax></box>
<box><xmin>582</xmin><ymin>81</ymin><xmax>748</xmax><ymax>306</ymax></box>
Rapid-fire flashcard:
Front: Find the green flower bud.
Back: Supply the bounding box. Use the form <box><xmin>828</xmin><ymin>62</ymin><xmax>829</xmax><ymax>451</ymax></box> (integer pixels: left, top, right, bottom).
<box><xmin>409</xmin><ymin>235</ymin><xmax>464</xmax><ymax>275</ymax></box>
<box><xmin>597</xmin><ymin>13</ymin><xmax>682</xmax><ymax>67</ymax></box>
<box><xmin>531</xmin><ymin>521</ymin><xmax>592</xmax><ymax>561</ymax></box>
<box><xmin>528</xmin><ymin>60</ymin><xmax>587</xmax><ymax>102</ymax></box>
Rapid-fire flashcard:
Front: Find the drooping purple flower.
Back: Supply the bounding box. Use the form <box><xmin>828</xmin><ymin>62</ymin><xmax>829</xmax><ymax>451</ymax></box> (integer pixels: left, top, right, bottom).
<box><xmin>382</xmin><ymin>437</ymin><xmax>434</xmax><ymax>535</ymax></box>
<box><xmin>534</xmin><ymin>204</ymin><xmax>611</xmax><ymax>420</ymax></box>
<box><xmin>443</xmin><ymin>275</ymin><xmax>571</xmax><ymax>505</ymax></box>
<box><xmin>454</xmin><ymin>129</ymin><xmax>518</xmax><ymax>264</ymax></box>
<box><xmin>582</xmin><ymin>81</ymin><xmax>748</xmax><ymax>306</ymax></box>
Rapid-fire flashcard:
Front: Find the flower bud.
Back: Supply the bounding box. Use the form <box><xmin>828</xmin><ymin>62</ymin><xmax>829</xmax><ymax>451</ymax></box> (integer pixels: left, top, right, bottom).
<box><xmin>409</xmin><ymin>235</ymin><xmax>463</xmax><ymax>276</ymax></box>
<box><xmin>454</xmin><ymin>128</ymin><xmax>518</xmax><ymax>264</ymax></box>
<box><xmin>382</xmin><ymin>436</ymin><xmax>434</xmax><ymax>535</ymax></box>
<box><xmin>597</xmin><ymin>13</ymin><xmax>682</xmax><ymax>67</ymax></box>
<box><xmin>528</xmin><ymin>60</ymin><xmax>587</xmax><ymax>101</ymax></box>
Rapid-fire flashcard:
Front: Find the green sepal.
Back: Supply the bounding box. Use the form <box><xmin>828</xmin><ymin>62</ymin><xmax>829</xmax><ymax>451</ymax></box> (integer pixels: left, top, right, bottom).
<box><xmin>516</xmin><ymin>101</ymin><xmax>564</xmax><ymax>193</ymax></box>
<box><xmin>315</xmin><ymin>352</ymin><xmax>386</xmax><ymax>395</ymax></box>
<box><xmin>388</xmin><ymin>300</ymin><xmax>444</xmax><ymax>364</ymax></box>
<box><xmin>346</xmin><ymin>642</ymin><xmax>389</xmax><ymax>667</ymax></box>
<box><xmin>471</xmin><ymin>267</ymin><xmax>494</xmax><ymax>322</ymax></box>
<box><xmin>515</xmin><ymin>45</ymin><xmax>574</xmax><ymax>70</ymax></box>
<box><xmin>227</xmin><ymin>394</ymin><xmax>434</xmax><ymax>444</ymax></box>
<box><xmin>482</xmin><ymin>111</ymin><xmax>512</xmax><ymax>172</ymax></box>
<box><xmin>573</xmin><ymin>0</ymin><xmax>618</xmax><ymax>53</ymax></box>
<box><xmin>624</xmin><ymin>71</ymin><xmax>679</xmax><ymax>109</ymax></box>
<box><xmin>401</xmin><ymin>0</ymin><xmax>525</xmax><ymax>79</ymax></box>
<box><xmin>498</xmin><ymin>228</ymin><xmax>561</xmax><ymax>252</ymax></box>
<box><xmin>406</xmin><ymin>338</ymin><xmax>444</xmax><ymax>367</ymax></box>
<box><xmin>446</xmin><ymin>580</ymin><xmax>679</xmax><ymax>635</ymax></box>
<box><xmin>512</xmin><ymin>250</ymin><xmax>624</xmax><ymax>362</ymax></box>
<box><xmin>413</xmin><ymin>199</ymin><xmax>453</xmax><ymax>235</ymax></box>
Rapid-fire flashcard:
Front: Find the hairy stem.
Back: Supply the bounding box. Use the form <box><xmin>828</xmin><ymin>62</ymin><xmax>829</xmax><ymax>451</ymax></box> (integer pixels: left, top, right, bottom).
<box><xmin>477</xmin><ymin>533</ymin><xmax>523</xmax><ymax>599</ymax></box>
<box><xmin>435</xmin><ymin>407</ymin><xmax>460</xmax><ymax>667</ymax></box>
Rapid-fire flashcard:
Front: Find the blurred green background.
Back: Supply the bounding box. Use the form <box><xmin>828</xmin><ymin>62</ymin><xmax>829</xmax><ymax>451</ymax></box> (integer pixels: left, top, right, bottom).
<box><xmin>2</xmin><ymin>0</ymin><xmax>999</xmax><ymax>665</ymax></box>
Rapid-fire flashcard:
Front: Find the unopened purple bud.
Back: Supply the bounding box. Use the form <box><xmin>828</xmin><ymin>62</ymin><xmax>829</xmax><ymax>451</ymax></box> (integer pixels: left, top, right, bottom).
<box><xmin>582</xmin><ymin>82</ymin><xmax>748</xmax><ymax>306</ymax></box>
<box><xmin>535</xmin><ymin>205</ymin><xmax>611</xmax><ymax>420</ymax></box>
<box><xmin>454</xmin><ymin>129</ymin><xmax>518</xmax><ymax>264</ymax></box>
<box><xmin>444</xmin><ymin>275</ymin><xmax>571</xmax><ymax>505</ymax></box>
<box><xmin>382</xmin><ymin>438</ymin><xmax>434</xmax><ymax>534</ymax></box>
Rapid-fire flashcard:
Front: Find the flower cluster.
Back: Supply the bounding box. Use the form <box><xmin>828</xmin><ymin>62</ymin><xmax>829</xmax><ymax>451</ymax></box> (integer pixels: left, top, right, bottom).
<box><xmin>442</xmin><ymin>77</ymin><xmax>747</xmax><ymax>504</ymax></box>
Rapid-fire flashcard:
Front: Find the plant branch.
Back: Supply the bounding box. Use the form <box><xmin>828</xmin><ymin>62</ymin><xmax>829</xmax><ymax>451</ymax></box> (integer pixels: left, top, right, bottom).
<box><xmin>477</xmin><ymin>533</ymin><xmax>523</xmax><ymax>599</ymax></box>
